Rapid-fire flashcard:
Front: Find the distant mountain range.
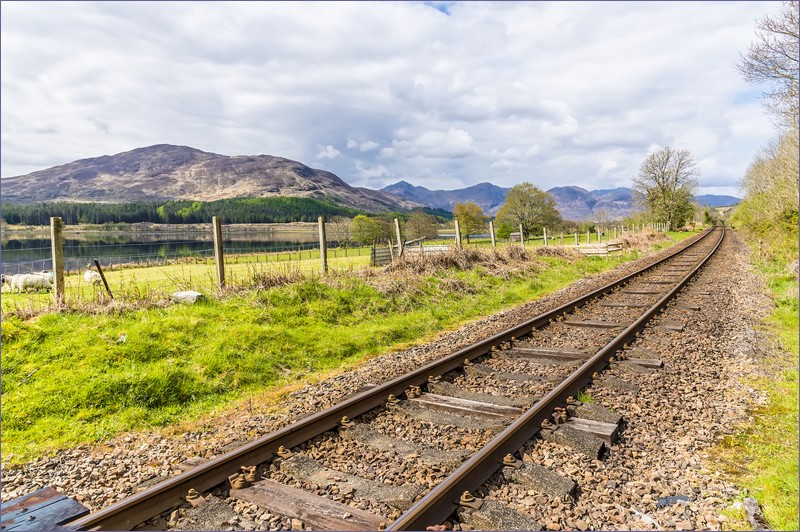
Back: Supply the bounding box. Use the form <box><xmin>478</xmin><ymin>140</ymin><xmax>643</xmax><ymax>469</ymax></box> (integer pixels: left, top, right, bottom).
<box><xmin>1</xmin><ymin>144</ymin><xmax>740</xmax><ymax>220</ymax></box>
<box><xmin>0</xmin><ymin>144</ymin><xmax>421</xmax><ymax>213</ymax></box>
<box><xmin>382</xmin><ymin>181</ymin><xmax>511</xmax><ymax>216</ymax></box>
<box><xmin>382</xmin><ymin>182</ymin><xmax>740</xmax><ymax>221</ymax></box>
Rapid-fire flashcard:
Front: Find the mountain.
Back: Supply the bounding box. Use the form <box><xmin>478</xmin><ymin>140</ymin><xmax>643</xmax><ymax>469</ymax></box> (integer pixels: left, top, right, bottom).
<box><xmin>383</xmin><ymin>181</ymin><xmax>636</xmax><ymax>220</ymax></box>
<box><xmin>384</xmin><ymin>181</ymin><xmax>741</xmax><ymax>220</ymax></box>
<box><xmin>546</xmin><ymin>186</ymin><xmax>637</xmax><ymax>221</ymax></box>
<box><xmin>693</xmin><ymin>194</ymin><xmax>741</xmax><ymax>207</ymax></box>
<box><xmin>0</xmin><ymin>144</ymin><xmax>420</xmax><ymax>213</ymax></box>
<box><xmin>382</xmin><ymin>181</ymin><xmax>510</xmax><ymax>215</ymax></box>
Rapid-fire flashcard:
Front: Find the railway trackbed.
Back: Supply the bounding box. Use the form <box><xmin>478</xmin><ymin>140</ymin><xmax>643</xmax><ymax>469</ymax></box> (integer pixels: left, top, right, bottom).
<box><xmin>48</xmin><ymin>227</ymin><xmax>731</xmax><ymax>531</ymax></box>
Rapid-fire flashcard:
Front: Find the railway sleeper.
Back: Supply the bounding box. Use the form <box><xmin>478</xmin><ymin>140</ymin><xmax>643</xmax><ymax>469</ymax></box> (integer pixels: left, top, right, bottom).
<box><xmin>539</xmin><ymin>425</ymin><xmax>606</xmax><ymax>459</ymax></box>
<box><xmin>229</xmin><ymin>478</ymin><xmax>386</xmax><ymax>531</ymax></box>
<box><xmin>276</xmin><ymin>454</ymin><xmax>423</xmax><ymax>511</ymax></box>
<box><xmin>339</xmin><ymin>424</ymin><xmax>467</xmax><ymax>470</ymax></box>
<box><xmin>405</xmin><ymin>393</ymin><xmax>523</xmax><ymax>420</ymax></box>
<box><xmin>502</xmin><ymin>461</ymin><xmax>577</xmax><ymax>502</ymax></box>
<box><xmin>390</xmin><ymin>401</ymin><xmax>505</xmax><ymax>431</ymax></box>
<box><xmin>457</xmin><ymin>497</ymin><xmax>542</xmax><ymax>531</ymax></box>
<box><xmin>463</xmin><ymin>361</ymin><xmax>549</xmax><ymax>383</ymax></box>
<box><xmin>427</xmin><ymin>381</ymin><xmax>533</xmax><ymax>409</ymax></box>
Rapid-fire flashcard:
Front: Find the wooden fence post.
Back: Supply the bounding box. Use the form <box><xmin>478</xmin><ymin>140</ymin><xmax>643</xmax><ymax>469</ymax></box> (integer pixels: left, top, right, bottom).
<box><xmin>93</xmin><ymin>258</ymin><xmax>114</xmax><ymax>299</ymax></box>
<box><xmin>543</xmin><ymin>227</ymin><xmax>548</xmax><ymax>247</ymax></box>
<box><xmin>519</xmin><ymin>224</ymin><xmax>525</xmax><ymax>249</ymax></box>
<box><xmin>575</xmin><ymin>232</ymin><xmax>578</xmax><ymax>246</ymax></box>
<box><xmin>454</xmin><ymin>220</ymin><xmax>463</xmax><ymax>249</ymax></box>
<box><xmin>212</xmin><ymin>216</ymin><xmax>225</xmax><ymax>288</ymax></box>
<box><xmin>318</xmin><ymin>216</ymin><xmax>328</xmax><ymax>275</ymax></box>
<box><xmin>50</xmin><ymin>217</ymin><xmax>65</xmax><ymax>304</ymax></box>
<box><xmin>586</xmin><ymin>230</ymin><xmax>590</xmax><ymax>243</ymax></box>
<box><xmin>394</xmin><ymin>218</ymin><xmax>404</xmax><ymax>257</ymax></box>
<box><xmin>489</xmin><ymin>220</ymin><xmax>496</xmax><ymax>250</ymax></box>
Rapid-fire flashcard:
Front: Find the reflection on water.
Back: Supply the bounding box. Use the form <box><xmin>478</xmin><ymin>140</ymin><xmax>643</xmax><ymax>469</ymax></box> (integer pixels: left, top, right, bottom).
<box><xmin>0</xmin><ymin>230</ymin><xmax>334</xmax><ymax>274</ymax></box>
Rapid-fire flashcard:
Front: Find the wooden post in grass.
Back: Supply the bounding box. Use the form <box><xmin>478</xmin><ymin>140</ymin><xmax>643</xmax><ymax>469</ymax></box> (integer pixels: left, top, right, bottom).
<box><xmin>394</xmin><ymin>218</ymin><xmax>404</xmax><ymax>257</ymax></box>
<box><xmin>318</xmin><ymin>216</ymin><xmax>328</xmax><ymax>275</ymax></box>
<box><xmin>212</xmin><ymin>216</ymin><xmax>225</xmax><ymax>288</ymax></box>
<box><xmin>50</xmin><ymin>217</ymin><xmax>65</xmax><ymax>304</ymax></box>
<box><xmin>614</xmin><ymin>226</ymin><xmax>617</xmax><ymax>239</ymax></box>
<box><xmin>575</xmin><ymin>232</ymin><xmax>578</xmax><ymax>246</ymax></box>
<box><xmin>586</xmin><ymin>230</ymin><xmax>590</xmax><ymax>243</ymax></box>
<box><xmin>93</xmin><ymin>258</ymin><xmax>114</xmax><ymax>299</ymax></box>
<box><xmin>543</xmin><ymin>227</ymin><xmax>548</xmax><ymax>246</ymax></box>
<box><xmin>488</xmin><ymin>221</ymin><xmax>497</xmax><ymax>250</ymax></box>
<box><xmin>519</xmin><ymin>225</ymin><xmax>525</xmax><ymax>249</ymax></box>
<box><xmin>454</xmin><ymin>220</ymin><xmax>462</xmax><ymax>249</ymax></box>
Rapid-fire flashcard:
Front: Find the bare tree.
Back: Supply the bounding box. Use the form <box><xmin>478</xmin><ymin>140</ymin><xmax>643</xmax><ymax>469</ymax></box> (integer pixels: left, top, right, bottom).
<box><xmin>632</xmin><ymin>147</ymin><xmax>699</xmax><ymax>231</ymax></box>
<box><xmin>405</xmin><ymin>209</ymin><xmax>440</xmax><ymax>241</ymax></box>
<box><xmin>737</xmin><ymin>1</ymin><xmax>799</xmax><ymax>127</ymax></box>
<box><xmin>327</xmin><ymin>216</ymin><xmax>352</xmax><ymax>246</ymax></box>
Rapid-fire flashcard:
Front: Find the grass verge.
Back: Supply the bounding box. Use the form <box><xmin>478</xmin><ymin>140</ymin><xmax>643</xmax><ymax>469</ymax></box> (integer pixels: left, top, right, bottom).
<box><xmin>1</xmin><ymin>232</ymin><xmax>692</xmax><ymax>464</ymax></box>
<box><xmin>713</xmin><ymin>246</ymin><xmax>799</xmax><ymax>531</ymax></box>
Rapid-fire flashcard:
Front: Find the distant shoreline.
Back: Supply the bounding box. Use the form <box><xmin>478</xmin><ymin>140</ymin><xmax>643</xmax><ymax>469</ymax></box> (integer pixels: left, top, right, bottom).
<box><xmin>0</xmin><ymin>221</ymin><xmax>319</xmax><ymax>234</ymax></box>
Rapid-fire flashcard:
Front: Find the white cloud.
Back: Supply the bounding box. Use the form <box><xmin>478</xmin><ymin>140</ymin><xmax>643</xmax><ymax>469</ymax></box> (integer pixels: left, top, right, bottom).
<box><xmin>0</xmin><ymin>0</ymin><xmax>782</xmax><ymax>198</ymax></box>
<box><xmin>359</xmin><ymin>140</ymin><xmax>380</xmax><ymax>152</ymax></box>
<box><xmin>316</xmin><ymin>145</ymin><xmax>341</xmax><ymax>159</ymax></box>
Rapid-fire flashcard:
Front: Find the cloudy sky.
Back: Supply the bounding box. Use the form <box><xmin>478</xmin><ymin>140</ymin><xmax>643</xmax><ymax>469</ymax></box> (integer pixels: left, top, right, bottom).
<box><xmin>1</xmin><ymin>1</ymin><xmax>784</xmax><ymax>196</ymax></box>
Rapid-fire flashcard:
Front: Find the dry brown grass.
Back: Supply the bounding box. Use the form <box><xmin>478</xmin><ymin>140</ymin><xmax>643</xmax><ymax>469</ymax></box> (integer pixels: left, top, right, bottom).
<box><xmin>616</xmin><ymin>229</ymin><xmax>671</xmax><ymax>249</ymax></box>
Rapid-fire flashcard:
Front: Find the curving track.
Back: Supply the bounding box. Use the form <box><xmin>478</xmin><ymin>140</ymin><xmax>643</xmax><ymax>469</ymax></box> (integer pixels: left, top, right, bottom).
<box><xmin>68</xmin><ymin>227</ymin><xmax>725</xmax><ymax>531</ymax></box>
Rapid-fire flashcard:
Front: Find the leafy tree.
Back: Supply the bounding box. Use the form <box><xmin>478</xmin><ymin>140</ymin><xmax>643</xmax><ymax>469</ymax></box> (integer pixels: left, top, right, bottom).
<box><xmin>453</xmin><ymin>202</ymin><xmax>488</xmax><ymax>243</ymax></box>
<box><xmin>495</xmin><ymin>222</ymin><xmax>514</xmax><ymax>240</ymax></box>
<box><xmin>404</xmin><ymin>209</ymin><xmax>440</xmax><ymax>241</ymax></box>
<box><xmin>632</xmin><ymin>147</ymin><xmax>699</xmax><ymax>230</ymax></box>
<box><xmin>495</xmin><ymin>183</ymin><xmax>562</xmax><ymax>236</ymax></box>
<box><xmin>350</xmin><ymin>215</ymin><xmax>388</xmax><ymax>245</ymax></box>
<box><xmin>737</xmin><ymin>0</ymin><xmax>799</xmax><ymax>127</ymax></box>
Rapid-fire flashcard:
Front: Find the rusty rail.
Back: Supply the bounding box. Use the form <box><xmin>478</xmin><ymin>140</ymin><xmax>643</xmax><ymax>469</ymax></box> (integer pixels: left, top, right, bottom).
<box><xmin>388</xmin><ymin>227</ymin><xmax>724</xmax><ymax>530</ymax></box>
<box><xmin>68</xmin><ymin>228</ymin><xmax>719</xmax><ymax>531</ymax></box>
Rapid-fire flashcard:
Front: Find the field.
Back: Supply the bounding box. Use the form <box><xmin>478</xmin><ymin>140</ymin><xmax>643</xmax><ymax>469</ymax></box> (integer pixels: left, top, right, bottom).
<box><xmin>1</xmin><ymin>230</ymin><xmax>690</xmax><ymax>463</ymax></box>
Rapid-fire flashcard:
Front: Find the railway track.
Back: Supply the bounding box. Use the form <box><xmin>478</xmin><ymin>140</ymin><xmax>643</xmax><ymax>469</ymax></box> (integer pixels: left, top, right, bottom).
<box><xmin>67</xmin><ymin>227</ymin><xmax>725</xmax><ymax>531</ymax></box>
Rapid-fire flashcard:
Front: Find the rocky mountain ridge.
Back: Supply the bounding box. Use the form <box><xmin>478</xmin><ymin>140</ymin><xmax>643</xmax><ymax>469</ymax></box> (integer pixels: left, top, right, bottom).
<box><xmin>1</xmin><ymin>144</ymin><xmax>421</xmax><ymax>213</ymax></box>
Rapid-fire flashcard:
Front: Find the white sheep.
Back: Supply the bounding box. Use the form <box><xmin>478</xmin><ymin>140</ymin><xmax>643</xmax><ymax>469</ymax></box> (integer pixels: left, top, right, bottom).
<box><xmin>1</xmin><ymin>273</ymin><xmax>53</xmax><ymax>293</ymax></box>
<box><xmin>84</xmin><ymin>270</ymin><xmax>103</xmax><ymax>285</ymax></box>
<box><xmin>32</xmin><ymin>270</ymin><xmax>55</xmax><ymax>283</ymax></box>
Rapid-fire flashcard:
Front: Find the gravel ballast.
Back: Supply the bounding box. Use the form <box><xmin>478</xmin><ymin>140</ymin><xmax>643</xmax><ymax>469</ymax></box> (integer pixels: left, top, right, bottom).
<box><xmin>1</xmin><ymin>231</ymin><xmax>772</xmax><ymax>531</ymax></box>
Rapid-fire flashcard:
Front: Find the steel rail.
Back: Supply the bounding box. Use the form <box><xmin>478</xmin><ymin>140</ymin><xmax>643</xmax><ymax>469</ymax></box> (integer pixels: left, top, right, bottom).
<box><xmin>388</xmin><ymin>227</ymin><xmax>725</xmax><ymax>530</ymax></box>
<box><xmin>69</xmin><ymin>228</ymin><xmax>717</xmax><ymax>531</ymax></box>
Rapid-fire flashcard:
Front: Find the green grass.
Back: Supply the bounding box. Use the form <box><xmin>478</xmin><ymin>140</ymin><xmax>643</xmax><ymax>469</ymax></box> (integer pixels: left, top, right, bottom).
<box><xmin>1</xmin><ymin>232</ymin><xmax>695</xmax><ymax>463</ymax></box>
<box><xmin>712</xmin><ymin>248</ymin><xmax>799</xmax><ymax>531</ymax></box>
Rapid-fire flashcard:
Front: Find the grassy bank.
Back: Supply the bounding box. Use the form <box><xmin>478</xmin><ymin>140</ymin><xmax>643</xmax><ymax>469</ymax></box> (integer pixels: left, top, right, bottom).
<box><xmin>1</xmin><ymin>232</ymin><xmax>691</xmax><ymax>464</ymax></box>
<box><xmin>713</xmin><ymin>242</ymin><xmax>799</xmax><ymax>531</ymax></box>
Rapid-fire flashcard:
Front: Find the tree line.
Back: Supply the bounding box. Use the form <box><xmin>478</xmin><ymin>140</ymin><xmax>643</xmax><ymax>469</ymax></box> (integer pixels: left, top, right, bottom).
<box><xmin>1</xmin><ymin>197</ymin><xmax>365</xmax><ymax>225</ymax></box>
<box><xmin>733</xmin><ymin>0</ymin><xmax>799</xmax><ymax>262</ymax></box>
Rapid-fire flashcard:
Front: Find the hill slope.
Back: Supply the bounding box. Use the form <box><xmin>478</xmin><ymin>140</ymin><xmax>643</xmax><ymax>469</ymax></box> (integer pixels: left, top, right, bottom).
<box><xmin>382</xmin><ymin>181</ymin><xmax>510</xmax><ymax>215</ymax></box>
<box><xmin>1</xmin><ymin>144</ymin><xmax>420</xmax><ymax>213</ymax></box>
<box><xmin>384</xmin><ymin>182</ymin><xmax>741</xmax><ymax>220</ymax></box>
